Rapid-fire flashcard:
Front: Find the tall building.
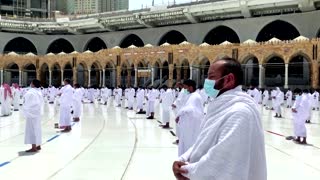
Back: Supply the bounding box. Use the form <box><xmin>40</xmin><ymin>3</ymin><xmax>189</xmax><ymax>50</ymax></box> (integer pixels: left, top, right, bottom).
<box><xmin>100</xmin><ymin>0</ymin><xmax>129</xmax><ymax>12</ymax></box>
<box><xmin>0</xmin><ymin>0</ymin><xmax>50</xmax><ymax>18</ymax></box>
<box><xmin>74</xmin><ymin>0</ymin><xmax>99</xmax><ymax>14</ymax></box>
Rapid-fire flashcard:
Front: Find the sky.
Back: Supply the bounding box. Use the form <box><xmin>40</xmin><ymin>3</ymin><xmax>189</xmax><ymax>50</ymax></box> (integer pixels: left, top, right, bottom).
<box><xmin>129</xmin><ymin>0</ymin><xmax>195</xmax><ymax>10</ymax></box>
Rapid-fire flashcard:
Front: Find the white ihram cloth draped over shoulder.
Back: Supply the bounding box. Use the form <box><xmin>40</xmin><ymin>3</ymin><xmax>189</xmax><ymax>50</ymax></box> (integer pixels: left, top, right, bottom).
<box><xmin>176</xmin><ymin>92</ymin><xmax>204</xmax><ymax>156</ymax></box>
<box><xmin>73</xmin><ymin>88</ymin><xmax>83</xmax><ymax>118</ymax></box>
<box><xmin>292</xmin><ymin>94</ymin><xmax>310</xmax><ymax>137</ymax></box>
<box><xmin>59</xmin><ymin>85</ymin><xmax>73</xmax><ymax>126</ymax></box>
<box><xmin>179</xmin><ymin>86</ymin><xmax>267</xmax><ymax>180</ymax></box>
<box><xmin>161</xmin><ymin>89</ymin><xmax>175</xmax><ymax>124</ymax></box>
<box><xmin>23</xmin><ymin>88</ymin><xmax>44</xmax><ymax>145</ymax></box>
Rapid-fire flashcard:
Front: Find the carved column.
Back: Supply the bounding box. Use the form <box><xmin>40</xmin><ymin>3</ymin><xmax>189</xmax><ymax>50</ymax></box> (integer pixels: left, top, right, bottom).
<box><xmin>117</xmin><ymin>66</ymin><xmax>121</xmax><ymax>87</ymax></box>
<box><xmin>311</xmin><ymin>62</ymin><xmax>319</xmax><ymax>89</ymax></box>
<box><xmin>88</xmin><ymin>69</ymin><xmax>91</xmax><ymax>87</ymax></box>
<box><xmin>169</xmin><ymin>64</ymin><xmax>174</xmax><ymax>88</ymax></box>
<box><xmin>102</xmin><ymin>69</ymin><xmax>106</xmax><ymax>87</ymax></box>
<box><xmin>176</xmin><ymin>68</ymin><xmax>181</xmax><ymax>83</ymax></box>
<box><xmin>284</xmin><ymin>64</ymin><xmax>288</xmax><ymax>89</ymax></box>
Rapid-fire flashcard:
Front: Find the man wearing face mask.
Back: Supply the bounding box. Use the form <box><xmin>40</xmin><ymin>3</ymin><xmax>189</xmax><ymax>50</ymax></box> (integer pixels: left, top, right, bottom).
<box><xmin>172</xmin><ymin>58</ymin><xmax>266</xmax><ymax>180</ymax></box>
<box><xmin>175</xmin><ymin>80</ymin><xmax>204</xmax><ymax>156</ymax></box>
<box><xmin>292</xmin><ymin>89</ymin><xmax>310</xmax><ymax>144</ymax></box>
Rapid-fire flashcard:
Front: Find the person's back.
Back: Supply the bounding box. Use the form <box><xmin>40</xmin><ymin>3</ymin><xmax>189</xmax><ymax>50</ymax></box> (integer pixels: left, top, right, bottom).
<box><xmin>60</xmin><ymin>84</ymin><xmax>73</xmax><ymax>107</ymax></box>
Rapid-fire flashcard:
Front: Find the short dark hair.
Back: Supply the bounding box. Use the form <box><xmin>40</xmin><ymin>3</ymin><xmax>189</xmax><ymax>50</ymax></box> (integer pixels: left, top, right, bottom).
<box><xmin>32</xmin><ymin>79</ymin><xmax>41</xmax><ymax>88</ymax></box>
<box><xmin>303</xmin><ymin>89</ymin><xmax>309</xmax><ymax>93</ymax></box>
<box><xmin>64</xmin><ymin>78</ymin><xmax>71</xmax><ymax>84</ymax></box>
<box><xmin>218</xmin><ymin>57</ymin><xmax>243</xmax><ymax>86</ymax></box>
<box><xmin>183</xmin><ymin>79</ymin><xmax>196</xmax><ymax>91</ymax></box>
<box><xmin>74</xmin><ymin>83</ymin><xmax>80</xmax><ymax>88</ymax></box>
<box><xmin>294</xmin><ymin>88</ymin><xmax>302</xmax><ymax>94</ymax></box>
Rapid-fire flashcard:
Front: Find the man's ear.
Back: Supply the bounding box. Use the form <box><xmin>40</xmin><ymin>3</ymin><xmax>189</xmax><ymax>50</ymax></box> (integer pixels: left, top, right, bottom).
<box><xmin>225</xmin><ymin>73</ymin><xmax>236</xmax><ymax>88</ymax></box>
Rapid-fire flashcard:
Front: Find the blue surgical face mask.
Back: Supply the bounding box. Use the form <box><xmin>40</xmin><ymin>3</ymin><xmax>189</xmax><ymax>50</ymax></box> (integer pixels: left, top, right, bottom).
<box><xmin>204</xmin><ymin>79</ymin><xmax>219</xmax><ymax>98</ymax></box>
<box><xmin>204</xmin><ymin>75</ymin><xmax>228</xmax><ymax>98</ymax></box>
<box><xmin>183</xmin><ymin>89</ymin><xmax>190</xmax><ymax>95</ymax></box>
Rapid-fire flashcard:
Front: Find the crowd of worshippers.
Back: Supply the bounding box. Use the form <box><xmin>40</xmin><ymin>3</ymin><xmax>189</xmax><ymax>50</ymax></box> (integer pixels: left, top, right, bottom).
<box><xmin>244</xmin><ymin>86</ymin><xmax>319</xmax><ymax>145</ymax></box>
<box><xmin>5</xmin><ymin>57</ymin><xmax>319</xmax><ymax>179</ymax></box>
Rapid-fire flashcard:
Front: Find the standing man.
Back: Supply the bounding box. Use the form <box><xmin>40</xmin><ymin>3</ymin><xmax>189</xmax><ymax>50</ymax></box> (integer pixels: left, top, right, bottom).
<box><xmin>175</xmin><ymin>79</ymin><xmax>204</xmax><ymax>156</ymax></box>
<box><xmin>160</xmin><ymin>86</ymin><xmax>175</xmax><ymax>128</ymax></box>
<box><xmin>12</xmin><ymin>83</ymin><xmax>21</xmax><ymax>111</ymax></box>
<box><xmin>262</xmin><ymin>89</ymin><xmax>269</xmax><ymax>107</ymax></box>
<box><xmin>23</xmin><ymin>79</ymin><xmax>44</xmax><ymax>152</ymax></box>
<box><xmin>172</xmin><ymin>58</ymin><xmax>266</xmax><ymax>180</ymax></box>
<box><xmin>1</xmin><ymin>83</ymin><xmax>13</xmax><ymax>116</ymax></box>
<box><xmin>273</xmin><ymin>87</ymin><xmax>284</xmax><ymax>118</ymax></box>
<box><xmin>146</xmin><ymin>87</ymin><xmax>157</xmax><ymax>119</ymax></box>
<box><xmin>286</xmin><ymin>88</ymin><xmax>293</xmax><ymax>108</ymax></box>
<box><xmin>73</xmin><ymin>83</ymin><xmax>83</xmax><ymax>122</ymax></box>
<box><xmin>172</xmin><ymin>83</ymin><xmax>189</xmax><ymax>145</ymax></box>
<box><xmin>58</xmin><ymin>79</ymin><xmax>73</xmax><ymax>132</ymax></box>
<box><xmin>136</xmin><ymin>87</ymin><xmax>145</xmax><ymax>114</ymax></box>
<box><xmin>292</xmin><ymin>89</ymin><xmax>310</xmax><ymax>144</ymax></box>
<box><xmin>127</xmin><ymin>87</ymin><xmax>135</xmax><ymax>110</ymax></box>
<box><xmin>312</xmin><ymin>89</ymin><xmax>319</xmax><ymax>111</ymax></box>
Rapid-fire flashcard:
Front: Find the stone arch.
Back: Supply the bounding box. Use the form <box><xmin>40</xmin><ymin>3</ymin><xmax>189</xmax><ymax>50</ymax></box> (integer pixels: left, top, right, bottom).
<box><xmin>47</xmin><ymin>38</ymin><xmax>75</xmax><ymax>54</ymax></box>
<box><xmin>84</xmin><ymin>37</ymin><xmax>107</xmax><ymax>52</ymax></box>
<box><xmin>63</xmin><ymin>63</ymin><xmax>73</xmax><ymax>82</ymax></box>
<box><xmin>105</xmin><ymin>61</ymin><xmax>116</xmax><ymax>88</ymax></box>
<box><xmin>4</xmin><ymin>63</ymin><xmax>19</xmax><ymax>84</ymax></box>
<box><xmin>23</xmin><ymin>63</ymin><xmax>36</xmax><ymax>86</ymax></box>
<box><xmin>213</xmin><ymin>54</ymin><xmax>231</xmax><ymax>63</ymax></box>
<box><xmin>158</xmin><ymin>30</ymin><xmax>187</xmax><ymax>46</ymax></box>
<box><xmin>264</xmin><ymin>55</ymin><xmax>285</xmax><ymax>87</ymax></box>
<box><xmin>77</xmin><ymin>62</ymin><xmax>88</xmax><ymax>87</ymax></box>
<box><xmin>51</xmin><ymin>63</ymin><xmax>62</xmax><ymax>87</ymax></box>
<box><xmin>288</xmin><ymin>54</ymin><xmax>311</xmax><ymax>86</ymax></box>
<box><xmin>203</xmin><ymin>26</ymin><xmax>240</xmax><ymax>45</ymax></box>
<box><xmin>90</xmin><ymin>61</ymin><xmax>102</xmax><ymax>87</ymax></box>
<box><xmin>199</xmin><ymin>57</ymin><xmax>210</xmax><ymax>86</ymax></box>
<box><xmin>40</xmin><ymin>63</ymin><xmax>49</xmax><ymax>87</ymax></box>
<box><xmin>179</xmin><ymin>59</ymin><xmax>190</xmax><ymax>81</ymax></box>
<box><xmin>242</xmin><ymin>55</ymin><xmax>259</xmax><ymax>86</ymax></box>
<box><xmin>256</xmin><ymin>20</ymin><xmax>300</xmax><ymax>42</ymax></box>
<box><xmin>3</xmin><ymin>37</ymin><xmax>38</xmax><ymax>55</ymax></box>
<box><xmin>119</xmin><ymin>34</ymin><xmax>144</xmax><ymax>48</ymax></box>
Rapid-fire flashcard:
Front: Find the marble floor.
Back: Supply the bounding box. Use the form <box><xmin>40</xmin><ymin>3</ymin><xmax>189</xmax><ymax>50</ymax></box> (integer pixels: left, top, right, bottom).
<box><xmin>0</xmin><ymin>99</ymin><xmax>320</xmax><ymax>180</ymax></box>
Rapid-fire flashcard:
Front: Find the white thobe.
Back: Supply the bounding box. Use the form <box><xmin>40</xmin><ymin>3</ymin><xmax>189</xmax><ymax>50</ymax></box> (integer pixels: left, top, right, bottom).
<box><xmin>59</xmin><ymin>85</ymin><xmax>73</xmax><ymax>126</ymax></box>
<box><xmin>127</xmin><ymin>88</ymin><xmax>135</xmax><ymax>109</ymax></box>
<box><xmin>286</xmin><ymin>90</ymin><xmax>293</xmax><ymax>107</ymax></box>
<box><xmin>312</xmin><ymin>91</ymin><xmax>319</xmax><ymax>109</ymax></box>
<box><xmin>161</xmin><ymin>89</ymin><xmax>175</xmax><ymax>124</ymax></box>
<box><xmin>48</xmin><ymin>87</ymin><xmax>56</xmax><ymax>103</ymax></box>
<box><xmin>23</xmin><ymin>88</ymin><xmax>44</xmax><ymax>145</ymax></box>
<box><xmin>179</xmin><ymin>86</ymin><xmax>267</xmax><ymax>180</ymax></box>
<box><xmin>136</xmin><ymin>89</ymin><xmax>145</xmax><ymax>111</ymax></box>
<box><xmin>172</xmin><ymin>89</ymin><xmax>190</xmax><ymax>138</ymax></box>
<box><xmin>88</xmin><ymin>88</ymin><xmax>95</xmax><ymax>103</ymax></box>
<box><xmin>274</xmin><ymin>89</ymin><xmax>284</xmax><ymax>115</ymax></box>
<box><xmin>101</xmin><ymin>88</ymin><xmax>109</xmax><ymax>104</ymax></box>
<box><xmin>250</xmin><ymin>88</ymin><xmax>260</xmax><ymax>104</ymax></box>
<box><xmin>262</xmin><ymin>90</ymin><xmax>269</xmax><ymax>106</ymax></box>
<box><xmin>0</xmin><ymin>87</ymin><xmax>12</xmax><ymax>116</ymax></box>
<box><xmin>13</xmin><ymin>88</ymin><xmax>21</xmax><ymax>110</ymax></box>
<box><xmin>146</xmin><ymin>89</ymin><xmax>157</xmax><ymax>116</ymax></box>
<box><xmin>73</xmin><ymin>88</ymin><xmax>83</xmax><ymax>118</ymax></box>
<box><xmin>115</xmin><ymin>88</ymin><xmax>122</xmax><ymax>106</ymax></box>
<box><xmin>292</xmin><ymin>94</ymin><xmax>310</xmax><ymax>137</ymax></box>
<box><xmin>176</xmin><ymin>92</ymin><xmax>204</xmax><ymax>156</ymax></box>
